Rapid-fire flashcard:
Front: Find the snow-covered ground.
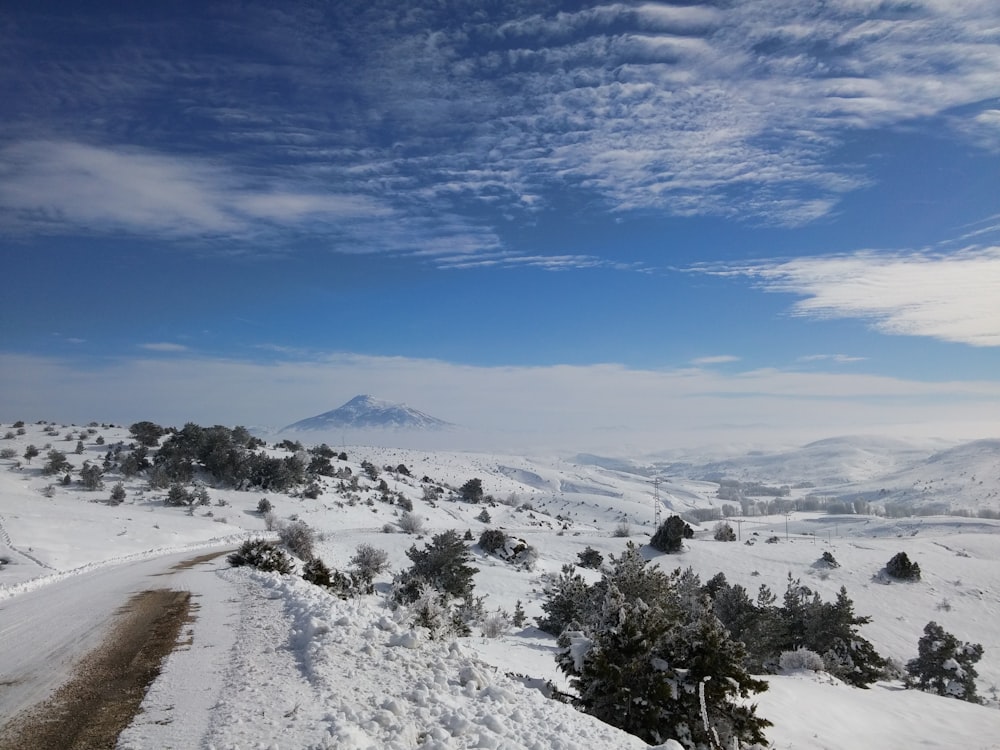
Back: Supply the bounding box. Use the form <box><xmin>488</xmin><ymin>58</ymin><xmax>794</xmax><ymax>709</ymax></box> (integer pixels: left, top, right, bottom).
<box><xmin>1</xmin><ymin>421</ymin><xmax>999</xmax><ymax>748</ymax></box>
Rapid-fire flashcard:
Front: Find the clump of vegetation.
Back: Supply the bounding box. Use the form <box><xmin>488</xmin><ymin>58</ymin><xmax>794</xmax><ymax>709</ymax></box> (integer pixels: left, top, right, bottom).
<box><xmin>478</xmin><ymin>528</ymin><xmax>508</xmax><ymax>554</ymax></box>
<box><xmin>819</xmin><ymin>551</ymin><xmax>840</xmax><ymax>568</ymax></box>
<box><xmin>554</xmin><ymin>544</ymin><xmax>771</xmax><ymax>748</ymax></box>
<box><xmin>109</xmin><ymin>482</ymin><xmax>126</xmax><ymax>504</ymax></box>
<box><xmin>278</xmin><ymin>519</ymin><xmax>315</xmax><ymax>559</ymax></box>
<box><xmin>349</xmin><ymin>543</ymin><xmax>390</xmax><ymax>593</ymax></box>
<box><xmin>460</xmin><ymin>478</ymin><xmax>484</xmax><ymax>503</ymax></box>
<box><xmin>649</xmin><ymin>515</ymin><xmax>693</xmax><ymax>553</ymax></box>
<box><xmin>227</xmin><ymin>539</ymin><xmax>293</xmax><ymax>574</ymax></box>
<box><xmin>576</xmin><ymin>546</ymin><xmax>603</xmax><ymax>569</ymax></box>
<box><xmin>885</xmin><ymin>551</ymin><xmax>921</xmax><ymax>581</ymax></box>
<box><xmin>714</xmin><ymin>521</ymin><xmax>736</xmax><ymax>541</ymax></box>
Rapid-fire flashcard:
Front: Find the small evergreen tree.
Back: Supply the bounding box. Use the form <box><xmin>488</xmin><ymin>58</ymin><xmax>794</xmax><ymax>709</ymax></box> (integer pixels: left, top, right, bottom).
<box><xmin>885</xmin><ymin>551</ymin><xmax>921</xmax><ymax>581</ymax></box>
<box><xmin>256</xmin><ymin>497</ymin><xmax>272</xmax><ymax>514</ymax></box>
<box><xmin>650</xmin><ymin>515</ymin><xmax>693</xmax><ymax>553</ymax></box>
<box><xmin>360</xmin><ymin>460</ymin><xmax>379</xmax><ymax>481</ymax></box>
<box><xmin>576</xmin><ymin>546</ymin><xmax>604</xmax><ymax>569</ymax></box>
<box><xmin>907</xmin><ymin>621</ymin><xmax>983</xmax><ymax>703</ymax></box>
<box><xmin>109</xmin><ymin>482</ymin><xmax>126</xmax><ymax>504</ymax></box>
<box><xmin>713</xmin><ymin>522</ymin><xmax>736</xmax><ymax>541</ymax></box>
<box><xmin>165</xmin><ymin>483</ymin><xmax>193</xmax><ymax>506</ymax></box>
<box><xmin>79</xmin><ymin>462</ymin><xmax>104</xmax><ymax>490</ymax></box>
<box><xmin>349</xmin><ymin>543</ymin><xmax>390</xmax><ymax>593</ymax></box>
<box><xmin>558</xmin><ymin>581</ymin><xmax>770</xmax><ymax>747</ymax></box>
<box><xmin>394</xmin><ymin>529</ymin><xmax>477</xmax><ymax>604</ymax></box>
<box><xmin>23</xmin><ymin>444</ymin><xmax>39</xmax><ymax>463</ymax></box>
<box><xmin>42</xmin><ymin>449</ymin><xmax>72</xmax><ymax>476</ymax></box>
<box><xmin>129</xmin><ymin>421</ymin><xmax>166</xmax><ymax>447</ymax></box>
<box><xmin>460</xmin><ymin>478</ymin><xmax>484</xmax><ymax>503</ymax></box>
<box><xmin>537</xmin><ymin>565</ymin><xmax>593</xmax><ymax>635</ymax></box>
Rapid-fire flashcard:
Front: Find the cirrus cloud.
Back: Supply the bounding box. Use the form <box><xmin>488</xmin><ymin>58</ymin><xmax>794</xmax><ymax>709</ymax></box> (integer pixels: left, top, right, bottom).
<box><xmin>714</xmin><ymin>247</ymin><xmax>1000</xmax><ymax>347</ymax></box>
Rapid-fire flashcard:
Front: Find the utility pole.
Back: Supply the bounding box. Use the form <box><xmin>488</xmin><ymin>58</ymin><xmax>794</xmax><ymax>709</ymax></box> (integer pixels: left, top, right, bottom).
<box><xmin>732</xmin><ymin>518</ymin><xmax>745</xmax><ymax>541</ymax></box>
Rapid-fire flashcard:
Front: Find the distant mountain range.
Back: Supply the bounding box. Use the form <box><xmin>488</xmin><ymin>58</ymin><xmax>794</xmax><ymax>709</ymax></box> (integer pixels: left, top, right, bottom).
<box><xmin>283</xmin><ymin>395</ymin><xmax>454</xmax><ymax>432</ymax></box>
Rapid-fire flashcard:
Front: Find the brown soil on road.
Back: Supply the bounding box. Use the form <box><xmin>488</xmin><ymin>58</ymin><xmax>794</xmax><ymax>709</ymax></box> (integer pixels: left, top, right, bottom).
<box><xmin>0</xmin><ymin>588</ymin><xmax>193</xmax><ymax>750</ymax></box>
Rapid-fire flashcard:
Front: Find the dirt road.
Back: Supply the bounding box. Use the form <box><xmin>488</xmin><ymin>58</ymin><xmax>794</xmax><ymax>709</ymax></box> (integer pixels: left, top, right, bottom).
<box><xmin>0</xmin><ymin>550</ymin><xmax>230</xmax><ymax>750</ymax></box>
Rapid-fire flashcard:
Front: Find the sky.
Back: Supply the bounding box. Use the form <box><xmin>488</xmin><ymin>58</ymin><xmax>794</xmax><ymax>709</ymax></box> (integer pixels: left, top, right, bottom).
<box><xmin>1</xmin><ymin>0</ymin><xmax>999</xmax><ymax>452</ymax></box>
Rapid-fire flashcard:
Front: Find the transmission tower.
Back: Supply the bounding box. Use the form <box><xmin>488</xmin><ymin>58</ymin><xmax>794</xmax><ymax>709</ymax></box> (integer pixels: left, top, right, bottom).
<box><xmin>653</xmin><ymin>477</ymin><xmax>662</xmax><ymax>527</ymax></box>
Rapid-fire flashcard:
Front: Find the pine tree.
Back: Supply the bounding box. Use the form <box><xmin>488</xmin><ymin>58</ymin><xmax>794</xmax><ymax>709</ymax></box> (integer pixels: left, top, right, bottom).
<box><xmin>537</xmin><ymin>564</ymin><xmax>593</xmax><ymax>635</ymax></box>
<box><xmin>395</xmin><ymin>529</ymin><xmax>477</xmax><ymax>603</ymax></box>
<box><xmin>907</xmin><ymin>621</ymin><xmax>983</xmax><ymax>703</ymax></box>
<box><xmin>650</xmin><ymin>515</ymin><xmax>693</xmax><ymax>553</ymax></box>
<box><xmin>559</xmin><ymin>583</ymin><xmax>770</xmax><ymax>748</ymax></box>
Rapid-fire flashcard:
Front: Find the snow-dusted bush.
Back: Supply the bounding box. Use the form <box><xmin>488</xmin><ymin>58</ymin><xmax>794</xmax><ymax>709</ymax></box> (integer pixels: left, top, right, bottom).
<box><xmin>612</xmin><ymin>520</ymin><xmax>631</xmax><ymax>537</ymax></box>
<box><xmin>301</xmin><ymin>556</ymin><xmax>333</xmax><ymax>587</ymax></box>
<box><xmin>227</xmin><ymin>538</ymin><xmax>293</xmax><ymax>574</ymax></box>
<box><xmin>478</xmin><ymin>528</ymin><xmax>508</xmax><ymax>554</ymax></box>
<box><xmin>397</xmin><ymin>511</ymin><xmax>425</xmax><ymax>535</ymax></box>
<box><xmin>279</xmin><ymin>519</ymin><xmax>315</xmax><ymax>560</ymax></box>
<box><xmin>256</xmin><ymin>497</ymin><xmax>272</xmax><ymax>514</ymax></box>
<box><xmin>819</xmin><ymin>551</ymin><xmax>840</xmax><ymax>568</ymax></box>
<box><xmin>349</xmin><ymin>543</ymin><xmax>390</xmax><ymax>590</ymax></box>
<box><xmin>713</xmin><ymin>522</ymin><xmax>736</xmax><ymax>542</ymax></box>
<box><xmin>481</xmin><ymin>610</ymin><xmax>510</xmax><ymax>639</ymax></box>
<box><xmin>779</xmin><ymin>648</ymin><xmax>825</xmax><ymax>672</ymax></box>
<box><xmin>0</xmin><ymin>447</ymin><xmax>18</xmax><ymax>459</ymax></box>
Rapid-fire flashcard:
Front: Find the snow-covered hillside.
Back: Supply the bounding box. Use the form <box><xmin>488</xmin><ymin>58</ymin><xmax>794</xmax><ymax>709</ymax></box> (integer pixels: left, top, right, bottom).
<box><xmin>1</xmin><ymin>420</ymin><xmax>999</xmax><ymax>749</ymax></box>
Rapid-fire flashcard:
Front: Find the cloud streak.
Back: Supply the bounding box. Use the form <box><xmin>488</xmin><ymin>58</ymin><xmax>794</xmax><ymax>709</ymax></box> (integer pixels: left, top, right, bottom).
<box><xmin>2</xmin><ymin>0</ymin><xmax>999</xmax><ymax>255</ymax></box>
<box><xmin>723</xmin><ymin>247</ymin><xmax>1000</xmax><ymax>347</ymax></box>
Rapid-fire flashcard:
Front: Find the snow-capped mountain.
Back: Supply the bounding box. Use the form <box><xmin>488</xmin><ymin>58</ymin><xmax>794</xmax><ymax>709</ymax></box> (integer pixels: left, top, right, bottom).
<box><xmin>283</xmin><ymin>394</ymin><xmax>454</xmax><ymax>431</ymax></box>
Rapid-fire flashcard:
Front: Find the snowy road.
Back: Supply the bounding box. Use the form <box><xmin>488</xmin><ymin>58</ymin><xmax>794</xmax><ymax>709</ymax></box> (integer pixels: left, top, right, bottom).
<box><xmin>0</xmin><ymin>546</ymin><xmax>237</xmax><ymax>728</ymax></box>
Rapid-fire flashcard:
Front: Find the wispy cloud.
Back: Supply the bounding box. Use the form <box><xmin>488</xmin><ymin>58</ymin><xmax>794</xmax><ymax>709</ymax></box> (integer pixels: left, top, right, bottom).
<box><xmin>797</xmin><ymin>354</ymin><xmax>867</xmax><ymax>364</ymax></box>
<box><xmin>691</xmin><ymin>355</ymin><xmax>741</xmax><ymax>366</ymax></box>
<box><xmin>0</xmin><ymin>141</ymin><xmax>392</xmax><ymax>239</ymax></box>
<box><xmin>2</xmin><ymin>0</ymin><xmax>998</xmax><ymax>255</ymax></box>
<box><xmin>139</xmin><ymin>342</ymin><xmax>189</xmax><ymax>352</ymax></box>
<box><xmin>705</xmin><ymin>246</ymin><xmax>1000</xmax><ymax>347</ymax></box>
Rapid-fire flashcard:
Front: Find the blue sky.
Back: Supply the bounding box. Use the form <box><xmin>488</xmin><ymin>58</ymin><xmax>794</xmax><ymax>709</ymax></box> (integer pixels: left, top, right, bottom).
<box><xmin>1</xmin><ymin>0</ymin><xmax>999</xmax><ymax>452</ymax></box>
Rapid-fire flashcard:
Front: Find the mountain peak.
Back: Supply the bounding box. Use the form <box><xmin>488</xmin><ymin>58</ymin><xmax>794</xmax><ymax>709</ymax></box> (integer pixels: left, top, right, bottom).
<box><xmin>283</xmin><ymin>395</ymin><xmax>453</xmax><ymax>432</ymax></box>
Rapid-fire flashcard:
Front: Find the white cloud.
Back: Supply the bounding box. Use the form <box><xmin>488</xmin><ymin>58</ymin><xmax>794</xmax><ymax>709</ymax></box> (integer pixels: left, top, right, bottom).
<box><xmin>691</xmin><ymin>355</ymin><xmax>741</xmax><ymax>365</ymax></box>
<box><xmin>798</xmin><ymin>354</ymin><xmax>867</xmax><ymax>364</ymax></box>
<box><xmin>139</xmin><ymin>342</ymin><xmax>189</xmax><ymax>352</ymax></box>
<box><xmin>1</xmin><ymin>351</ymin><xmax>997</xmax><ymax>453</ymax></box>
<box><xmin>3</xmin><ymin>0</ymin><xmax>1000</xmax><ymax>252</ymax></box>
<box><xmin>733</xmin><ymin>247</ymin><xmax>1000</xmax><ymax>347</ymax></box>
<box><xmin>0</xmin><ymin>141</ymin><xmax>393</xmax><ymax>239</ymax></box>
